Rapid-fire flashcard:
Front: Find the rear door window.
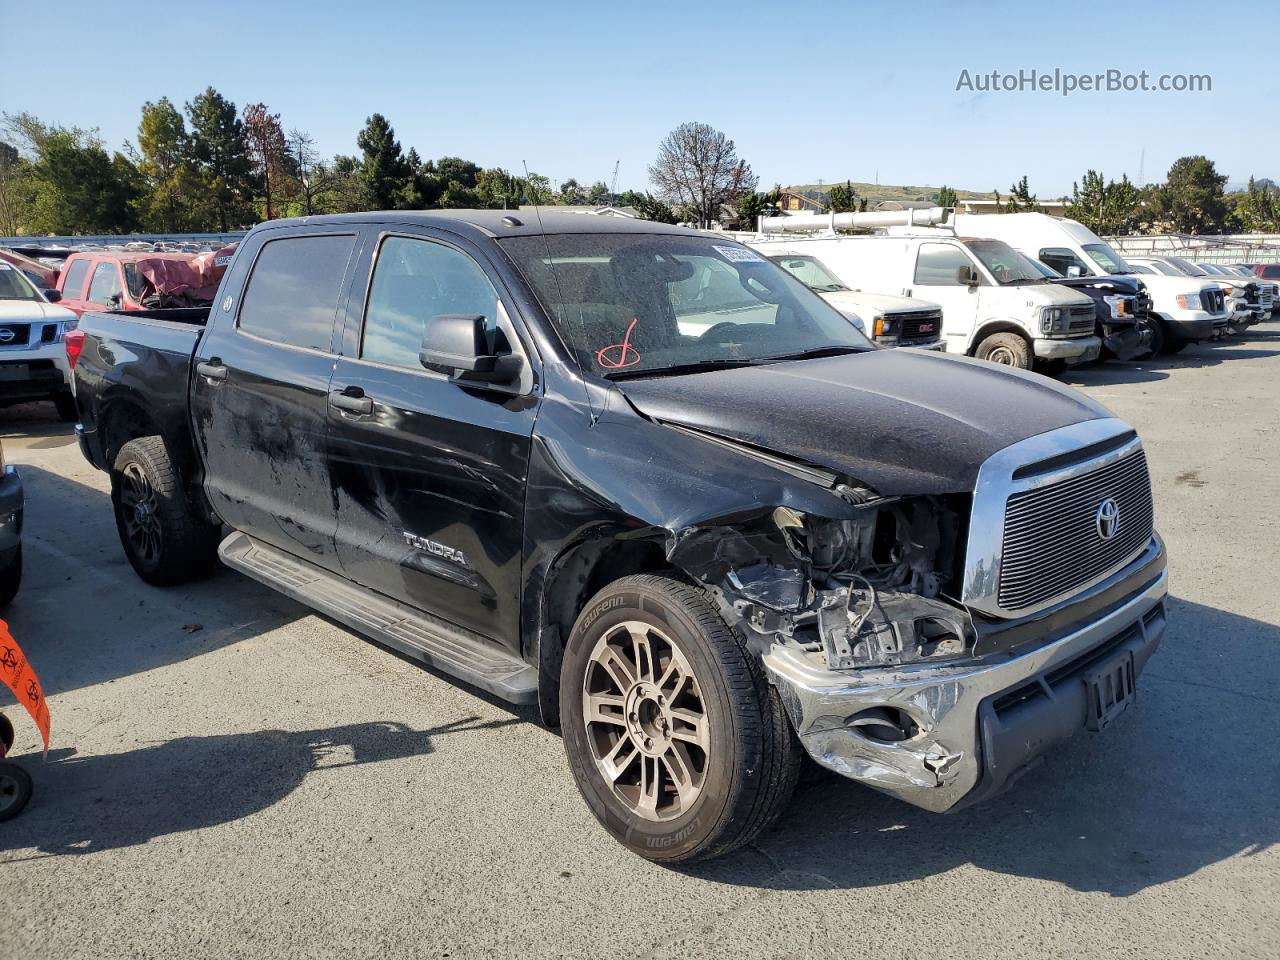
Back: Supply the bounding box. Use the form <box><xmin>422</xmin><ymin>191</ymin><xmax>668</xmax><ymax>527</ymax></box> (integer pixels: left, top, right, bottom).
<box><xmin>87</xmin><ymin>262</ymin><xmax>122</xmax><ymax>303</ymax></box>
<box><xmin>60</xmin><ymin>258</ymin><xmax>91</xmax><ymax>299</ymax></box>
<box><xmin>238</xmin><ymin>234</ymin><xmax>356</xmax><ymax>351</ymax></box>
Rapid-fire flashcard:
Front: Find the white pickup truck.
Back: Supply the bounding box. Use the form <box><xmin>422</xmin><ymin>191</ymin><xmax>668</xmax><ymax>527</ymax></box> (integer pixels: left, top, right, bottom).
<box><xmin>950</xmin><ymin>213</ymin><xmax>1228</xmax><ymax>355</ymax></box>
<box><xmin>762</xmin><ymin>250</ymin><xmax>945</xmax><ymax>350</ymax></box>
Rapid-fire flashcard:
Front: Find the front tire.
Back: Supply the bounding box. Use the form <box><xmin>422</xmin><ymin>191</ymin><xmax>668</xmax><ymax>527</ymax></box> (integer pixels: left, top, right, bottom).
<box><xmin>53</xmin><ymin>392</ymin><xmax>77</xmax><ymax>423</ymax></box>
<box><xmin>111</xmin><ymin>437</ymin><xmax>220</xmax><ymax>586</ymax></box>
<box><xmin>0</xmin><ymin>761</ymin><xmax>32</xmax><ymax>821</ymax></box>
<box><xmin>974</xmin><ymin>332</ymin><xmax>1033</xmax><ymax>369</ymax></box>
<box><xmin>560</xmin><ymin>574</ymin><xmax>802</xmax><ymax>863</ymax></box>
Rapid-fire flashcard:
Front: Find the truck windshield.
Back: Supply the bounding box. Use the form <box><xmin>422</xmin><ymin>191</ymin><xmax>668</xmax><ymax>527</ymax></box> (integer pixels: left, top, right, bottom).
<box><xmin>963</xmin><ymin>240</ymin><xmax>1046</xmax><ymax>284</ymax></box>
<box><xmin>1166</xmin><ymin>256</ymin><xmax>1209</xmax><ymax>277</ymax></box>
<box><xmin>500</xmin><ymin>233</ymin><xmax>871</xmax><ymax>379</ymax></box>
<box><xmin>768</xmin><ymin>255</ymin><xmax>849</xmax><ymax>292</ymax></box>
<box><xmin>1082</xmin><ymin>242</ymin><xmax>1130</xmax><ymax>274</ymax></box>
<box><xmin>0</xmin><ymin>265</ymin><xmax>41</xmax><ymax>301</ymax></box>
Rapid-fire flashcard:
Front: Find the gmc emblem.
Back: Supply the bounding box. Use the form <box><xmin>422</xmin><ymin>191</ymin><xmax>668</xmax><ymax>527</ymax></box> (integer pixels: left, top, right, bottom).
<box><xmin>918</xmin><ymin>323</ymin><xmax>935</xmax><ymax>333</ymax></box>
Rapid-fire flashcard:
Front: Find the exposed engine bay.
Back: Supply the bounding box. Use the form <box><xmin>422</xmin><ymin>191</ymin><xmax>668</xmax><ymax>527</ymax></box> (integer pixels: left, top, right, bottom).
<box><xmin>667</xmin><ymin>490</ymin><xmax>974</xmax><ymax>672</ymax></box>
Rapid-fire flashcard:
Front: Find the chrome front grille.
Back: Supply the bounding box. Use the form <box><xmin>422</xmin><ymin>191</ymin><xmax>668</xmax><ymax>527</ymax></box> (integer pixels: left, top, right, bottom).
<box><xmin>997</xmin><ymin>449</ymin><xmax>1154</xmax><ymax>612</ymax></box>
<box><xmin>1200</xmin><ymin>288</ymin><xmax>1225</xmax><ymax>314</ymax></box>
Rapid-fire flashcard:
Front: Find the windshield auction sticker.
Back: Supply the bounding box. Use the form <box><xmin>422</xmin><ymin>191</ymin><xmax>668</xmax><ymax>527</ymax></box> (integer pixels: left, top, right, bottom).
<box><xmin>0</xmin><ymin>620</ymin><xmax>50</xmax><ymax>755</ymax></box>
<box><xmin>713</xmin><ymin>245</ymin><xmax>765</xmax><ymax>263</ymax></box>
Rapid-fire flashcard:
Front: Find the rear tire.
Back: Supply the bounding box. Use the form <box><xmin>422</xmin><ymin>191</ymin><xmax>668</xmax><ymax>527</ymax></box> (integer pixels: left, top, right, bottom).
<box><xmin>111</xmin><ymin>437</ymin><xmax>220</xmax><ymax>586</ymax></box>
<box><xmin>53</xmin><ymin>392</ymin><xmax>77</xmax><ymax>423</ymax></box>
<box><xmin>560</xmin><ymin>573</ymin><xmax>802</xmax><ymax>863</ymax></box>
<box><xmin>974</xmin><ymin>332</ymin><xmax>1033</xmax><ymax>369</ymax></box>
<box><xmin>0</xmin><ymin>761</ymin><xmax>32</xmax><ymax>821</ymax></box>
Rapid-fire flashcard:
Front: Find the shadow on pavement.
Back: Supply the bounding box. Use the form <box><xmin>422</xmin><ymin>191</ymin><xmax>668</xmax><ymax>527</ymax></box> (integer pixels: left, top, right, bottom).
<box><xmin>1060</xmin><ymin>326</ymin><xmax>1280</xmax><ymax>387</ymax></box>
<box><xmin>0</xmin><ymin>717</ymin><xmax>521</xmax><ymax>859</ymax></box>
<box><xmin>691</xmin><ymin>596</ymin><xmax>1280</xmax><ymax>897</ymax></box>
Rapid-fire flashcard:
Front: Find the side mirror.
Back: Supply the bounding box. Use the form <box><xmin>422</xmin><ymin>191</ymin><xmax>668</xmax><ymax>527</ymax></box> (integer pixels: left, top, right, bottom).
<box><xmin>43</xmin><ymin>289</ymin><xmax>62</xmax><ymax>302</ymax></box>
<box><xmin>956</xmin><ymin>264</ymin><xmax>979</xmax><ymax>287</ymax></box>
<box><xmin>1067</xmin><ymin>265</ymin><xmax>1084</xmax><ymax>278</ymax></box>
<box><xmin>420</xmin><ymin>313</ymin><xmax>523</xmax><ymax>385</ymax></box>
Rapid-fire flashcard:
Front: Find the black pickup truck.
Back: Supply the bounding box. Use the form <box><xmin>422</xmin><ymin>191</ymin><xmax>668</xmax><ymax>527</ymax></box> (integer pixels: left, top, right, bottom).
<box><xmin>71</xmin><ymin>211</ymin><xmax>1168</xmax><ymax>862</ymax></box>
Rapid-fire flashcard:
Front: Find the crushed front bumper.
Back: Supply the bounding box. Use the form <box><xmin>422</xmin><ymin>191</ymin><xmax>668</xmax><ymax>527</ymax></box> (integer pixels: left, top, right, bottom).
<box><xmin>764</xmin><ymin>536</ymin><xmax>1167</xmax><ymax>813</ymax></box>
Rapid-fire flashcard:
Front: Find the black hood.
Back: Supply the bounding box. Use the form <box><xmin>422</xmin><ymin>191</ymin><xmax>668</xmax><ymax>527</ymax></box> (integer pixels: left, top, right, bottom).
<box><xmin>1049</xmin><ymin>273</ymin><xmax>1143</xmax><ymax>295</ymax></box>
<box><xmin>617</xmin><ymin>349</ymin><xmax>1110</xmax><ymax>496</ymax></box>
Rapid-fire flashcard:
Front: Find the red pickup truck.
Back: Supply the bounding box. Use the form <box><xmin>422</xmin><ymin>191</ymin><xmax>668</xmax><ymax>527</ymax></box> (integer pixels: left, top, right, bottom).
<box><xmin>55</xmin><ymin>250</ymin><xmax>231</xmax><ymax>318</ymax></box>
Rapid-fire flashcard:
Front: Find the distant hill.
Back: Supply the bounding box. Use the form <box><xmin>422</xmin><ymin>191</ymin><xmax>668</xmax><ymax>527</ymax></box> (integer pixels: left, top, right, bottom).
<box><xmin>786</xmin><ymin>181</ymin><xmax>996</xmax><ymax>205</ymax></box>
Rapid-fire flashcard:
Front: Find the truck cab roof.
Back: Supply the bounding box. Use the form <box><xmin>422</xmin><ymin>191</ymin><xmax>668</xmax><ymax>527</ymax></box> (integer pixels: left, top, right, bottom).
<box><xmin>250</xmin><ymin>209</ymin><xmax>702</xmax><ymax>240</ymax></box>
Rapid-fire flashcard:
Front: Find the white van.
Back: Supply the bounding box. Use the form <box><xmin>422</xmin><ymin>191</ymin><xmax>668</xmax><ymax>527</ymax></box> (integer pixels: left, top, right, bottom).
<box><xmin>950</xmin><ymin>212</ymin><xmax>1227</xmax><ymax>353</ymax></box>
<box><xmin>748</xmin><ymin>234</ymin><xmax>1100</xmax><ymax>371</ymax></box>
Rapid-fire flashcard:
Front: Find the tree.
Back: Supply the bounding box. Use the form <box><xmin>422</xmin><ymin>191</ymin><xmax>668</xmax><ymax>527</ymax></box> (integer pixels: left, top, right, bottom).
<box><xmin>0</xmin><ymin>139</ymin><xmax>33</xmax><ymax>236</ymax></box>
<box><xmin>1233</xmin><ymin>176</ymin><xmax>1280</xmax><ymax>233</ymax></box>
<box><xmin>617</xmin><ymin>189</ymin><xmax>646</xmax><ymax>207</ymax></box>
<box><xmin>3</xmin><ymin>112</ymin><xmax>139</xmax><ymax>234</ymax></box>
<box><xmin>649</xmin><ymin>121</ymin><xmax>757</xmax><ymax>228</ymax></box>
<box><xmin>936</xmin><ymin>185</ymin><xmax>958</xmax><ymax>207</ymax></box>
<box><xmin>587</xmin><ymin>181</ymin><xmax>610</xmax><ymax>205</ymax></box>
<box><xmin>1151</xmin><ymin>156</ymin><xmax>1229</xmax><ymax>234</ymax></box>
<box><xmin>186</xmin><ymin>88</ymin><xmax>254</xmax><ymax>230</ymax></box>
<box><xmin>827</xmin><ymin>180</ymin><xmax>861</xmax><ymax>213</ymax></box>
<box><xmin>135</xmin><ymin>98</ymin><xmax>204</xmax><ymax>231</ymax></box>
<box><xmin>519</xmin><ymin>171</ymin><xmax>554</xmax><ymax>205</ymax></box>
<box><xmin>285</xmin><ymin>129</ymin><xmax>337</xmax><ymax>216</ymax></box>
<box><xmin>735</xmin><ymin>185</ymin><xmax>782</xmax><ymax>230</ymax></box>
<box><xmin>475</xmin><ymin>168</ymin><xmax>520</xmax><ymax>209</ymax></box>
<box><xmin>434</xmin><ymin>156</ymin><xmax>480</xmax><ymax>191</ymax></box>
<box><xmin>242</xmin><ymin>103</ymin><xmax>290</xmax><ymax>220</ymax></box>
<box><xmin>632</xmin><ymin>192</ymin><xmax>678</xmax><ymax>224</ymax></box>
<box><xmin>355</xmin><ymin>113</ymin><xmax>410</xmax><ymax>210</ymax></box>
<box><xmin>1004</xmin><ymin>175</ymin><xmax>1040</xmax><ymax>213</ymax></box>
<box><xmin>1064</xmin><ymin>170</ymin><xmax>1142</xmax><ymax>236</ymax></box>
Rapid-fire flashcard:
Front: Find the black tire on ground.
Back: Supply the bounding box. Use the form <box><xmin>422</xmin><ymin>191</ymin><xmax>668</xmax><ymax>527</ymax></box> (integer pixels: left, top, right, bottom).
<box><xmin>0</xmin><ymin>545</ymin><xmax>21</xmax><ymax>610</ymax></box>
<box><xmin>1136</xmin><ymin>318</ymin><xmax>1165</xmax><ymax>359</ymax></box>
<box><xmin>974</xmin><ymin>332</ymin><xmax>1033</xmax><ymax>369</ymax></box>
<box><xmin>560</xmin><ymin>573</ymin><xmax>803</xmax><ymax>863</ymax></box>
<box><xmin>0</xmin><ymin>761</ymin><xmax>32</xmax><ymax>822</ymax></box>
<box><xmin>111</xmin><ymin>436</ymin><xmax>220</xmax><ymax>586</ymax></box>
<box><xmin>53</xmin><ymin>392</ymin><xmax>78</xmax><ymax>423</ymax></box>
<box><xmin>1159</xmin><ymin>319</ymin><xmax>1189</xmax><ymax>354</ymax></box>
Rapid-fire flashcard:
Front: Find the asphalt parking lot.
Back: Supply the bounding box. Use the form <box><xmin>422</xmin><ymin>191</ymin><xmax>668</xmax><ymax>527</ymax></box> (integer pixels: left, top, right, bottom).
<box><xmin>3</xmin><ymin>325</ymin><xmax>1278</xmax><ymax>960</ymax></box>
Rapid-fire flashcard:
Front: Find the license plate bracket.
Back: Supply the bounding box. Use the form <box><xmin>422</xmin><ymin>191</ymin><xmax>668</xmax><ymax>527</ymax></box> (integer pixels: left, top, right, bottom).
<box><xmin>0</xmin><ymin>364</ymin><xmax>29</xmax><ymax>382</ymax></box>
<box><xmin>1085</xmin><ymin>650</ymin><xmax>1136</xmax><ymax>731</ymax></box>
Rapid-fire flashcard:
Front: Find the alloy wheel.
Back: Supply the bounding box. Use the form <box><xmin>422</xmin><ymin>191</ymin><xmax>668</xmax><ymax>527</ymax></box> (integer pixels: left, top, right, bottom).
<box><xmin>119</xmin><ymin>462</ymin><xmax>162</xmax><ymax>566</ymax></box>
<box><xmin>581</xmin><ymin>620</ymin><xmax>709</xmax><ymax>822</ymax></box>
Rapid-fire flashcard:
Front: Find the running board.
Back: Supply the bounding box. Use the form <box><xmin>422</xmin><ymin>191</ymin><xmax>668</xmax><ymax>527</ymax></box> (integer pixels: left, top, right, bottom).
<box><xmin>218</xmin><ymin>531</ymin><xmax>538</xmax><ymax>704</ymax></box>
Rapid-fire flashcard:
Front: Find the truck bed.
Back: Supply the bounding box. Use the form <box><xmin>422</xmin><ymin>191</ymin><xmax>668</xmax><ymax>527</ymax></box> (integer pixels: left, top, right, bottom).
<box><xmin>73</xmin><ymin>308</ymin><xmax>208</xmax><ymax>474</ymax></box>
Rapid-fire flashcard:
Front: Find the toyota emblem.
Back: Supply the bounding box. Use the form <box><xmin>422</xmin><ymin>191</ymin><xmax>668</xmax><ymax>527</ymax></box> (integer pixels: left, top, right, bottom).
<box><xmin>1095</xmin><ymin>498</ymin><xmax>1120</xmax><ymax>540</ymax></box>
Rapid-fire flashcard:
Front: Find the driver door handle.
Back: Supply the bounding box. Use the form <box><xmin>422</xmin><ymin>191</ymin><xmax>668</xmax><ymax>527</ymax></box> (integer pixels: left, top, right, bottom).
<box><xmin>329</xmin><ymin>387</ymin><xmax>373</xmax><ymax>415</ymax></box>
<box><xmin>196</xmin><ymin>359</ymin><xmax>228</xmax><ymax>381</ymax></box>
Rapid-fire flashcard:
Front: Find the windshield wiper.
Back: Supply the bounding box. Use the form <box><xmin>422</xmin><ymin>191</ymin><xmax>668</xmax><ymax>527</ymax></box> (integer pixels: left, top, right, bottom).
<box><xmin>606</xmin><ymin>358</ymin><xmax>758</xmax><ymax>380</ymax></box>
<box><xmin>754</xmin><ymin>345</ymin><xmax>868</xmax><ymax>363</ymax></box>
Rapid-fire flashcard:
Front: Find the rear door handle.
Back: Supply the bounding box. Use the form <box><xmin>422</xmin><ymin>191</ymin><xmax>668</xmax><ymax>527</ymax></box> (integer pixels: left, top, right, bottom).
<box><xmin>196</xmin><ymin>360</ymin><xmax>228</xmax><ymax>381</ymax></box>
<box><xmin>329</xmin><ymin>388</ymin><xmax>373</xmax><ymax>415</ymax></box>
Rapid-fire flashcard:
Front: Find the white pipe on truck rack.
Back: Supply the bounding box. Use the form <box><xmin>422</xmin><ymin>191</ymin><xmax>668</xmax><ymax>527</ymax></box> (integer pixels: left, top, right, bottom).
<box><xmin>758</xmin><ymin>206</ymin><xmax>954</xmax><ymax>234</ymax></box>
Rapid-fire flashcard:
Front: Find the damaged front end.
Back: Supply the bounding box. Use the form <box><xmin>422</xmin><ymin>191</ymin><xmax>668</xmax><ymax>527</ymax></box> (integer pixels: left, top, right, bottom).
<box><xmin>666</xmin><ymin>483</ymin><xmax>989</xmax><ymax>806</ymax></box>
<box><xmin>661</xmin><ymin>438</ymin><xmax>1168</xmax><ymax>814</ymax></box>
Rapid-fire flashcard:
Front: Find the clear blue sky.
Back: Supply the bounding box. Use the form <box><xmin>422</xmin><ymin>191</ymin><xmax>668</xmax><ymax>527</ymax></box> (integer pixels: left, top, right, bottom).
<box><xmin>2</xmin><ymin>0</ymin><xmax>1274</xmax><ymax>197</ymax></box>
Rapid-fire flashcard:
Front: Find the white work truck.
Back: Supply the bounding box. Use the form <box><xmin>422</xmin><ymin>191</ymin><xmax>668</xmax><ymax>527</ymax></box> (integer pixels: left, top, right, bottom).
<box><xmin>950</xmin><ymin>213</ymin><xmax>1228</xmax><ymax>354</ymax></box>
<box><xmin>749</xmin><ymin>233</ymin><xmax>1100</xmax><ymax>372</ymax></box>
